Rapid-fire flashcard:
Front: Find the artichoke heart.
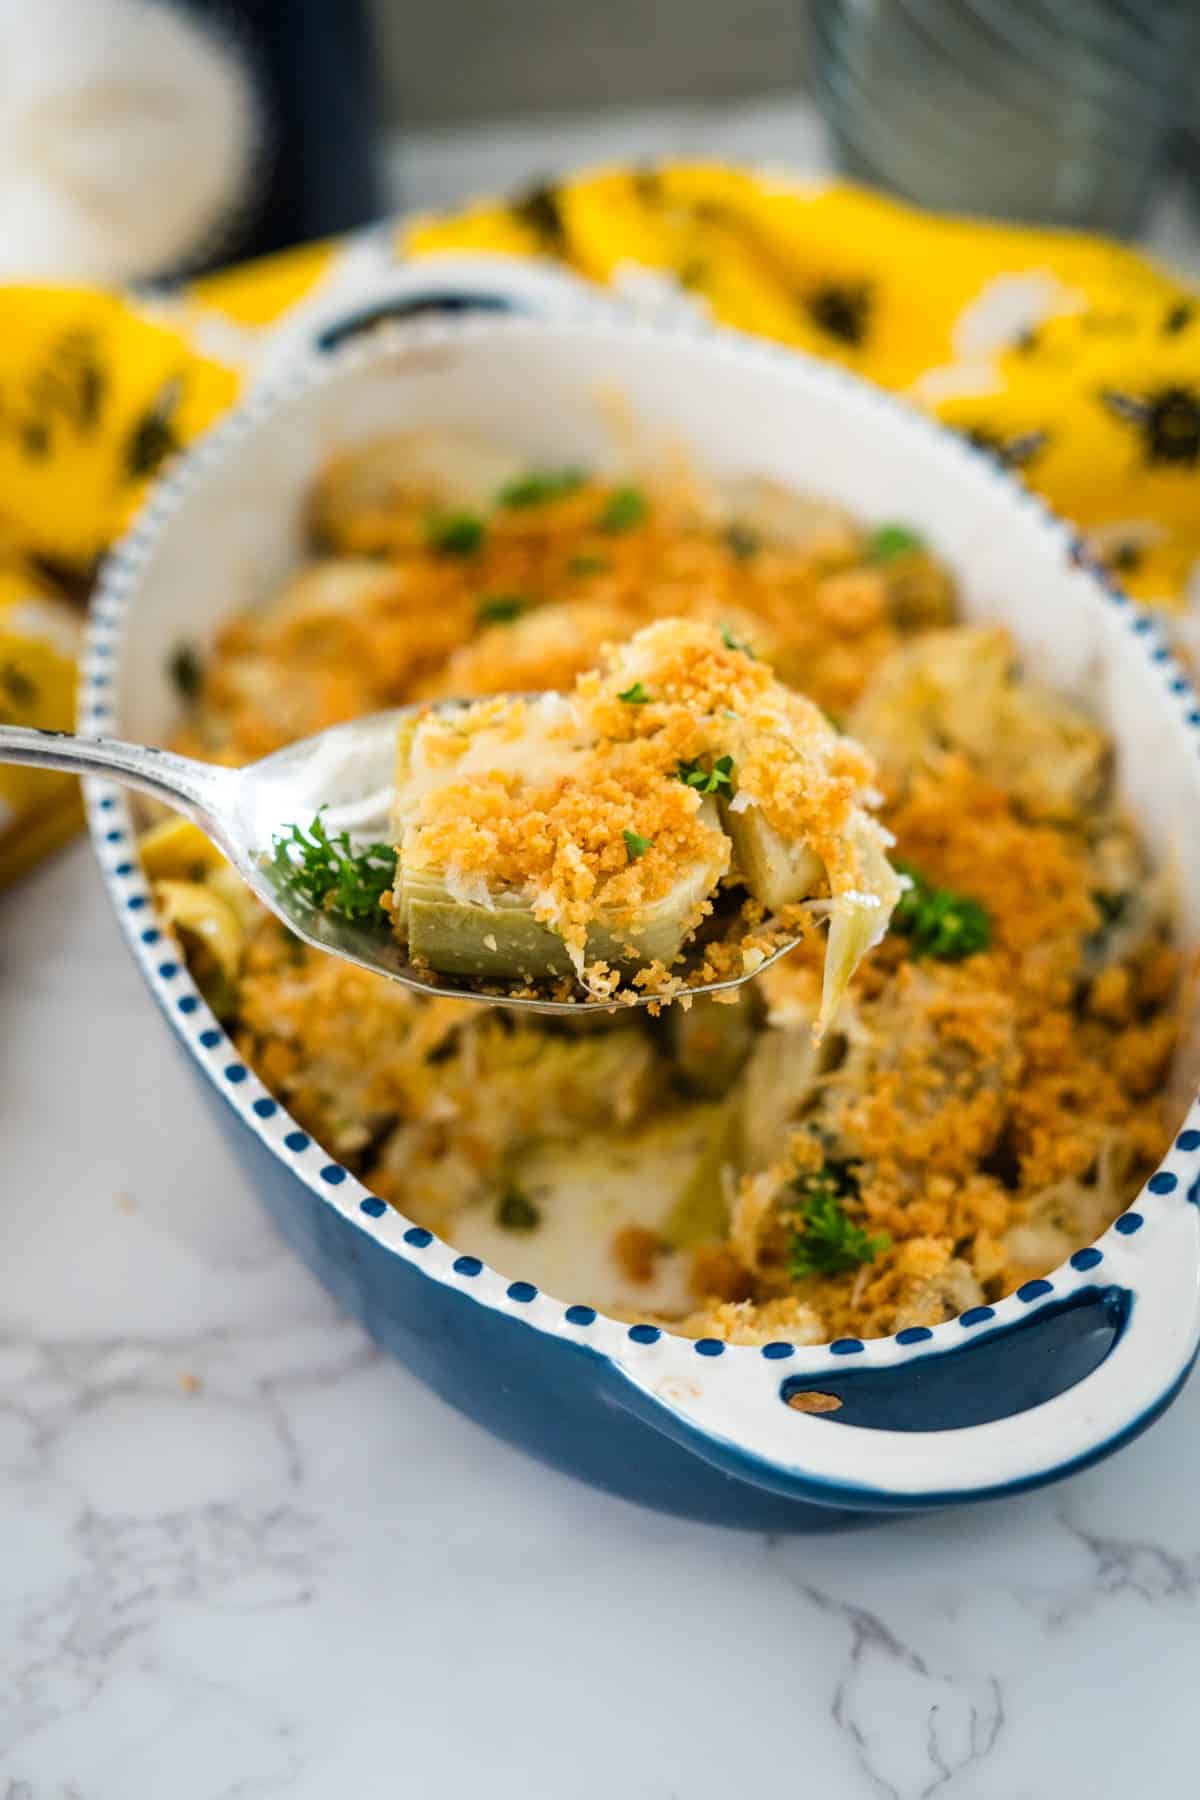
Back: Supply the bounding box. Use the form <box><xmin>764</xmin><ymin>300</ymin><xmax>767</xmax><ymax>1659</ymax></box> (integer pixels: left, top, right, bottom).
<box><xmin>395</xmin><ymin>837</ymin><xmax>726</xmax><ymax>982</ymax></box>
<box><xmin>389</xmin><ymin>618</ymin><xmax>899</xmax><ymax>1009</ymax></box>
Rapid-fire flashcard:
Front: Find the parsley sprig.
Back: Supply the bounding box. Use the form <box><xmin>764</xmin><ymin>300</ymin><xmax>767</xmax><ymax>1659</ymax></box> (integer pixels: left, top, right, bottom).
<box><xmin>426</xmin><ymin>511</ymin><xmax>485</xmax><ymax>557</ymax></box>
<box><xmin>599</xmin><ymin>486</ymin><xmax>647</xmax><ymax>533</ymax></box>
<box><xmin>788</xmin><ymin>1167</ymin><xmax>889</xmax><ymax>1279</ymax></box>
<box><xmin>677</xmin><ymin>753</ymin><xmax>734</xmax><ymax>796</ymax></box>
<box><xmin>495</xmin><ymin>1187</ymin><xmax>542</xmax><ymax>1231</ymax></box>
<box><xmin>498</xmin><ymin>468</ymin><xmax>585</xmax><ymax>508</ymax></box>
<box><xmin>624</xmin><ymin>829</ymin><xmax>654</xmax><ymax>860</ymax></box>
<box><xmin>270</xmin><ymin>811</ymin><xmax>397</xmax><ymax>923</ymax></box>
<box><xmin>477</xmin><ymin>594</ymin><xmax>527</xmax><ymax>624</ymax></box>
<box><xmin>168</xmin><ymin>644</ymin><xmax>203</xmax><ymax>699</ymax></box>
<box><xmin>618</xmin><ymin>680</ymin><xmax>651</xmax><ymax>704</ymax></box>
<box><xmin>894</xmin><ymin>863</ymin><xmax>991</xmax><ymax>961</ymax></box>
<box><xmin>724</xmin><ymin>523</ymin><xmax>760</xmax><ymax>561</ymax></box>
<box><xmin>868</xmin><ymin>522</ymin><xmax>924</xmax><ymax>563</ymax></box>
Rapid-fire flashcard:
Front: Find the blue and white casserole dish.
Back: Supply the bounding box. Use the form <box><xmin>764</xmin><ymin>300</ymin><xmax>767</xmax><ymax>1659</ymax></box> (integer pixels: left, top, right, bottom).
<box><xmin>81</xmin><ymin>294</ymin><xmax>1200</xmax><ymax>1531</ymax></box>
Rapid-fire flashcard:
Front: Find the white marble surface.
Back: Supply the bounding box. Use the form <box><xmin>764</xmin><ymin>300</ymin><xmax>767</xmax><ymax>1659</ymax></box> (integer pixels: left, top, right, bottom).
<box><xmin>6</xmin><ymin>96</ymin><xmax>1200</xmax><ymax>1800</ymax></box>
<box><xmin>7</xmin><ymin>845</ymin><xmax>1200</xmax><ymax>1798</ymax></box>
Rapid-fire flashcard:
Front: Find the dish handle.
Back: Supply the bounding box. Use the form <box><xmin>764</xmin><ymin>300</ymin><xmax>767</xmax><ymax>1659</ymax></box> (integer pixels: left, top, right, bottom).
<box><xmin>607</xmin><ymin>1190</ymin><xmax>1200</xmax><ymax>1511</ymax></box>
<box><xmin>247</xmin><ymin>248</ymin><xmax>620</xmax><ymax>390</ymax></box>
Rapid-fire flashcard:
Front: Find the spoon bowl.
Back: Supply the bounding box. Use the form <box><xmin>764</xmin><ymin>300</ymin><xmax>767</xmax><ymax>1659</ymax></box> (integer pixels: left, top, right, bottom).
<box><xmin>0</xmin><ymin>710</ymin><xmax>801</xmax><ymax>1012</ymax></box>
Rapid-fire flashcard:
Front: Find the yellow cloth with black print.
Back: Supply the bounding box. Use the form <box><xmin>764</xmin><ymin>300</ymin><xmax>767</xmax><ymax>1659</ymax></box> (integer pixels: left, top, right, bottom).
<box><xmin>1</xmin><ymin>165</ymin><xmax>1197</xmax><ymax>887</ymax></box>
<box><xmin>407</xmin><ymin>170</ymin><xmax>1200</xmax><ymax>601</ymax></box>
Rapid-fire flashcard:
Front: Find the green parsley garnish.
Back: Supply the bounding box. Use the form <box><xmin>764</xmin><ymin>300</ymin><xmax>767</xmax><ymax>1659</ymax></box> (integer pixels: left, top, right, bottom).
<box><xmin>1092</xmin><ymin>889</ymin><xmax>1129</xmax><ymax>927</ymax></box>
<box><xmin>498</xmin><ymin>468</ymin><xmax>586</xmax><ymax>508</ymax></box>
<box><xmin>567</xmin><ymin>553</ymin><xmax>609</xmax><ymax>576</ymax></box>
<box><xmin>477</xmin><ymin>594</ymin><xmax>527</xmax><ymax>624</ymax></box>
<box><xmin>677</xmin><ymin>753</ymin><xmax>735</xmax><ymax>796</ymax></box>
<box><xmin>724</xmin><ymin>523</ymin><xmax>760</xmax><ymax>561</ymax></box>
<box><xmin>599</xmin><ymin>486</ymin><xmax>647</xmax><ymax>533</ymax></box>
<box><xmin>426</xmin><ymin>511</ymin><xmax>485</xmax><ymax>557</ymax></box>
<box><xmin>894</xmin><ymin>863</ymin><xmax>991</xmax><ymax>961</ymax></box>
<box><xmin>868</xmin><ymin>522</ymin><xmax>924</xmax><ymax>563</ymax></box>
<box><xmin>788</xmin><ymin>1168</ymin><xmax>889</xmax><ymax>1279</ymax></box>
<box><xmin>618</xmin><ymin>680</ymin><xmax>651</xmax><ymax>704</ymax></box>
<box><xmin>721</xmin><ymin>626</ymin><xmax>756</xmax><ymax>658</ymax></box>
<box><xmin>624</xmin><ymin>829</ymin><xmax>654</xmax><ymax>860</ymax></box>
<box><xmin>269</xmin><ymin>811</ymin><xmax>397</xmax><ymax>923</ymax></box>
<box><xmin>496</xmin><ymin>1187</ymin><xmax>542</xmax><ymax>1231</ymax></box>
<box><xmin>168</xmin><ymin>644</ymin><xmax>203</xmax><ymax>700</ymax></box>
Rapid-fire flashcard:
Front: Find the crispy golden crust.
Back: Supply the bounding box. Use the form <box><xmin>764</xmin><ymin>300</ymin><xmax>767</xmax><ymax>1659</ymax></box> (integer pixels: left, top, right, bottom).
<box><xmin>167</xmin><ymin>457</ymin><xmax>1180</xmax><ymax>1345</ymax></box>
<box><xmin>394</xmin><ymin>620</ymin><xmax>886</xmax><ymax>974</ymax></box>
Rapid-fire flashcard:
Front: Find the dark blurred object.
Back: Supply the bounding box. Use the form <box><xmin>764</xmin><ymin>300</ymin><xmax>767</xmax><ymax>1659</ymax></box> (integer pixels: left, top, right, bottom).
<box><xmin>1179</xmin><ymin>60</ymin><xmax>1200</xmax><ymax>223</ymax></box>
<box><xmin>179</xmin><ymin>0</ymin><xmax>383</xmax><ymax>266</ymax></box>
<box><xmin>810</xmin><ymin>0</ymin><xmax>1195</xmax><ymax>236</ymax></box>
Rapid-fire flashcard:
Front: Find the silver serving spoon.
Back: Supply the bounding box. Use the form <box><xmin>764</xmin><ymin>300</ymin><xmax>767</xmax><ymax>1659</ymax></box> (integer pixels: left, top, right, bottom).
<box><xmin>0</xmin><ymin>708</ymin><xmax>799</xmax><ymax>1013</ymax></box>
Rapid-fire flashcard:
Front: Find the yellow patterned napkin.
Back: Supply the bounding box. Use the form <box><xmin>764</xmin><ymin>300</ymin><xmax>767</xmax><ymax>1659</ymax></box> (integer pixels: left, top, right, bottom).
<box><xmin>407</xmin><ymin>169</ymin><xmax>1200</xmax><ymax>603</ymax></box>
<box><xmin>0</xmin><ymin>287</ymin><xmax>240</xmax><ymax>876</ymax></box>
<box><xmin>2</xmin><ymin>165</ymin><xmax>1197</xmax><ymax>888</ymax></box>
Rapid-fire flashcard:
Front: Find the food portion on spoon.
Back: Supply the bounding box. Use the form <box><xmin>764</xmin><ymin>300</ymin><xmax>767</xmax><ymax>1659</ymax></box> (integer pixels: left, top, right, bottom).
<box><xmin>270</xmin><ymin>618</ymin><xmax>901</xmax><ymax>1025</ymax></box>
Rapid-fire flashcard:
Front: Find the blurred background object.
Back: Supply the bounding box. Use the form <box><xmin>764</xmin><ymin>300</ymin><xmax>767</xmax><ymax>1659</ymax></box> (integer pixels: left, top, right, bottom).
<box><xmin>183</xmin><ymin>0</ymin><xmax>382</xmax><ymax>261</ymax></box>
<box><xmin>367</xmin><ymin>0</ymin><xmax>1200</xmax><ymax>246</ymax></box>
<box><xmin>368</xmin><ymin>0</ymin><xmax>807</xmax><ymax>123</ymax></box>
<box><xmin>1179</xmin><ymin>57</ymin><xmax>1200</xmax><ymax>223</ymax></box>
<box><xmin>0</xmin><ymin>0</ymin><xmax>260</xmax><ymax>282</ymax></box>
<box><xmin>1</xmin><ymin>0</ymin><xmax>1197</xmax><ymax>285</ymax></box>
<box><xmin>808</xmin><ymin>0</ymin><xmax>1197</xmax><ymax>236</ymax></box>
<box><xmin>0</xmin><ymin>0</ymin><xmax>381</xmax><ymax>285</ymax></box>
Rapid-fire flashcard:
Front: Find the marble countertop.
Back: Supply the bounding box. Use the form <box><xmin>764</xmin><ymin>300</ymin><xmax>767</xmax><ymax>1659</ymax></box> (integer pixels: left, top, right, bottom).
<box><xmin>5</xmin><ymin>97</ymin><xmax>1200</xmax><ymax>1800</ymax></box>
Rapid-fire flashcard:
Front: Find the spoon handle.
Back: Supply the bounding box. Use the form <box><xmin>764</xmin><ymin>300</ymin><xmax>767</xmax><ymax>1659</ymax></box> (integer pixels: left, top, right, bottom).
<box><xmin>0</xmin><ymin>725</ymin><xmax>236</xmax><ymax>824</ymax></box>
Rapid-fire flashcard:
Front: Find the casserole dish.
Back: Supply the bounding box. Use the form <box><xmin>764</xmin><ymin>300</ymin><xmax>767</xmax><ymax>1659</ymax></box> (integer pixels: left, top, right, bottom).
<box><xmin>82</xmin><ymin>274</ymin><xmax>1200</xmax><ymax>1529</ymax></box>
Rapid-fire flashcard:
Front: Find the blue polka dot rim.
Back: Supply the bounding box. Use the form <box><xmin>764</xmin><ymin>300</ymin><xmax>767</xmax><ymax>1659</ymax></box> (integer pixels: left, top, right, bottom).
<box><xmin>78</xmin><ymin>309</ymin><xmax>1200</xmax><ymax>1448</ymax></box>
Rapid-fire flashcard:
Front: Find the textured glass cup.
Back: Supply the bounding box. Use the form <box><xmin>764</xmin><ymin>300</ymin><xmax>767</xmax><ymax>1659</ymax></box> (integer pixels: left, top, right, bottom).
<box><xmin>810</xmin><ymin>0</ymin><xmax>1195</xmax><ymax>234</ymax></box>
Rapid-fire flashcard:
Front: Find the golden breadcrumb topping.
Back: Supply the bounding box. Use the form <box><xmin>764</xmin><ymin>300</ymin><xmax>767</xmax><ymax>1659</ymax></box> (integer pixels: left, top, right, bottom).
<box><xmin>393</xmin><ymin>619</ymin><xmax>888</xmax><ymax>979</ymax></box>
<box><xmin>158</xmin><ymin>445</ymin><xmax>1181</xmax><ymax>1346</ymax></box>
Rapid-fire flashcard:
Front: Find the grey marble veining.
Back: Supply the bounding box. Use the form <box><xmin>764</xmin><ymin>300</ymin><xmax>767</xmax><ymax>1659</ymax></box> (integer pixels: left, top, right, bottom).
<box><xmin>4</xmin><ymin>99</ymin><xmax>1200</xmax><ymax>1798</ymax></box>
<box><xmin>5</xmin><ymin>806</ymin><xmax>1199</xmax><ymax>1800</ymax></box>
